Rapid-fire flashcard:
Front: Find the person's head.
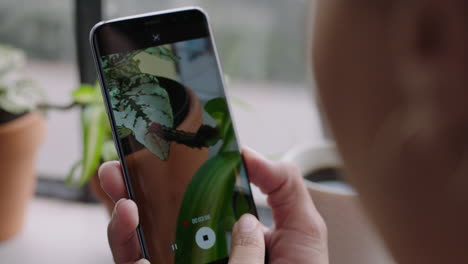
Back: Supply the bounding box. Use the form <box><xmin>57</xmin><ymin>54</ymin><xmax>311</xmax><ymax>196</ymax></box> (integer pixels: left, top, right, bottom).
<box><xmin>312</xmin><ymin>1</ymin><xmax>468</xmax><ymax>263</ymax></box>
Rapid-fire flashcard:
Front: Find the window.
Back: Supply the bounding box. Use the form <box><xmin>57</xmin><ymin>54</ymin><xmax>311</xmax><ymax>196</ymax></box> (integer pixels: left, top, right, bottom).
<box><xmin>0</xmin><ymin>0</ymin><xmax>323</xmax><ymax>183</ymax></box>
<box><xmin>0</xmin><ymin>0</ymin><xmax>82</xmax><ymax>181</ymax></box>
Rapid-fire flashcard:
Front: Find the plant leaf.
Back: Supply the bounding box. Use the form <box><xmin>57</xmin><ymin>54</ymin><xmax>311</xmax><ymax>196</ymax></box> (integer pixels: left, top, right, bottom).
<box><xmin>111</xmin><ymin>82</ymin><xmax>173</xmax><ymax>160</ymax></box>
<box><xmin>204</xmin><ymin>98</ymin><xmax>230</xmax><ymax>136</ymax></box>
<box><xmin>78</xmin><ymin>104</ymin><xmax>107</xmax><ymax>185</ymax></box>
<box><xmin>102</xmin><ymin>50</ymin><xmax>176</xmax><ymax>161</ymax></box>
<box><xmin>102</xmin><ymin>53</ymin><xmax>141</xmax><ymax>80</ymax></box>
<box><xmin>72</xmin><ymin>83</ymin><xmax>102</xmax><ymax>104</ymax></box>
<box><xmin>0</xmin><ymin>79</ymin><xmax>45</xmax><ymax>114</ymax></box>
<box><xmin>116</xmin><ymin>126</ymin><xmax>132</xmax><ymax>138</ymax></box>
<box><xmin>144</xmin><ymin>46</ymin><xmax>180</xmax><ymax>62</ymax></box>
<box><xmin>0</xmin><ymin>45</ymin><xmax>25</xmax><ymax>78</ymax></box>
<box><xmin>204</xmin><ymin>98</ymin><xmax>235</xmax><ymax>152</ymax></box>
<box><xmin>133</xmin><ymin>117</ymin><xmax>170</xmax><ymax>160</ymax></box>
<box><xmin>219</xmin><ymin>124</ymin><xmax>235</xmax><ymax>153</ymax></box>
<box><xmin>65</xmin><ymin>160</ymin><xmax>83</xmax><ymax>185</ymax></box>
<box><xmin>101</xmin><ymin>140</ymin><xmax>118</xmax><ymax>162</ymax></box>
<box><xmin>0</xmin><ymin>45</ymin><xmax>46</xmax><ymax>114</ymax></box>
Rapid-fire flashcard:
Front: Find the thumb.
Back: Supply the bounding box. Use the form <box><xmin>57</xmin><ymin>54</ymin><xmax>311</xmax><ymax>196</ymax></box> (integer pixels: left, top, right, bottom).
<box><xmin>229</xmin><ymin>214</ymin><xmax>265</xmax><ymax>264</ymax></box>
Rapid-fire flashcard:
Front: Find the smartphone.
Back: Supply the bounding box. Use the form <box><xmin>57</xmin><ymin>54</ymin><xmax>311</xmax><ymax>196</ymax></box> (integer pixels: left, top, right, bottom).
<box><xmin>90</xmin><ymin>7</ymin><xmax>259</xmax><ymax>264</ymax></box>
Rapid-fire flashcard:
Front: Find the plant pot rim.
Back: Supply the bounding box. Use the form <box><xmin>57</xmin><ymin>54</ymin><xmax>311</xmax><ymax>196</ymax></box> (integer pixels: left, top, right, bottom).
<box><xmin>176</xmin><ymin>85</ymin><xmax>200</xmax><ymax>131</ymax></box>
<box><xmin>156</xmin><ymin>76</ymin><xmax>190</xmax><ymax>128</ymax></box>
<box><xmin>282</xmin><ymin>140</ymin><xmax>357</xmax><ymax>197</ymax></box>
<box><xmin>0</xmin><ymin>112</ymin><xmax>43</xmax><ymax>135</ymax></box>
<box><xmin>0</xmin><ymin>108</ymin><xmax>28</xmax><ymax>126</ymax></box>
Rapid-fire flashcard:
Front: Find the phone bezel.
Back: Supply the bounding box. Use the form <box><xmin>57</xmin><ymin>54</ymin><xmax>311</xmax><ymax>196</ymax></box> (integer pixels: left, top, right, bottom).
<box><xmin>89</xmin><ymin>7</ymin><xmax>259</xmax><ymax>263</ymax></box>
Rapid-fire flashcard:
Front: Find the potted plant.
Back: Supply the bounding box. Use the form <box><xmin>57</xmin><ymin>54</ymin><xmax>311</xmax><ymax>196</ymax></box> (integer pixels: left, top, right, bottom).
<box><xmin>0</xmin><ymin>45</ymin><xmax>46</xmax><ymax>241</ymax></box>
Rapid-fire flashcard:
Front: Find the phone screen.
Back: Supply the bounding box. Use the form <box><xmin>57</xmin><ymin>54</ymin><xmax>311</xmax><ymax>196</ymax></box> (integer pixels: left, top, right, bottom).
<box><xmin>91</xmin><ymin>9</ymin><xmax>258</xmax><ymax>264</ymax></box>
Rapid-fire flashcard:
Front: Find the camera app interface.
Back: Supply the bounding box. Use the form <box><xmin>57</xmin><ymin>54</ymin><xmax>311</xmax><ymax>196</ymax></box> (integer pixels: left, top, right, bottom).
<box><xmin>100</xmin><ymin>33</ymin><xmax>256</xmax><ymax>263</ymax></box>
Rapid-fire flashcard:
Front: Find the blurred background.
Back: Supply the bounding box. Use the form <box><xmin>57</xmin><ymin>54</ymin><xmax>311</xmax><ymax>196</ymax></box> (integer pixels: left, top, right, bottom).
<box><xmin>0</xmin><ymin>0</ymin><xmax>325</xmax><ymax>263</ymax></box>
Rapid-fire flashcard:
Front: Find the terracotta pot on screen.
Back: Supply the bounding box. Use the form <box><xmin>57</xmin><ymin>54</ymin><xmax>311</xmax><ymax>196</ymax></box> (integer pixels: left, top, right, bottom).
<box><xmin>0</xmin><ymin>112</ymin><xmax>45</xmax><ymax>241</ymax></box>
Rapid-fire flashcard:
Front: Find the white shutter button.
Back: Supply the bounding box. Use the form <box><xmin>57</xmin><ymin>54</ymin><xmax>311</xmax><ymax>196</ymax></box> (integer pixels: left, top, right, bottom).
<box><xmin>195</xmin><ymin>226</ymin><xmax>216</xmax><ymax>250</ymax></box>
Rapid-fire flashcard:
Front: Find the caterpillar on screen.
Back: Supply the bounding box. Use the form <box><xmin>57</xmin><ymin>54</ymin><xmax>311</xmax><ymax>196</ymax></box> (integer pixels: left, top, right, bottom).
<box><xmin>148</xmin><ymin>122</ymin><xmax>219</xmax><ymax>149</ymax></box>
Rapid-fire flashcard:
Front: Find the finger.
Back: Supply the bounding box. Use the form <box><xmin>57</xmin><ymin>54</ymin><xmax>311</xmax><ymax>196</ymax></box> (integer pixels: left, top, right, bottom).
<box><xmin>99</xmin><ymin>161</ymin><xmax>128</xmax><ymax>201</ymax></box>
<box><xmin>261</xmin><ymin>224</ymin><xmax>273</xmax><ymax>248</ymax></box>
<box><xmin>229</xmin><ymin>214</ymin><xmax>265</xmax><ymax>264</ymax></box>
<box><xmin>243</xmin><ymin>147</ymin><xmax>326</xmax><ymax>236</ymax></box>
<box><xmin>108</xmin><ymin>199</ymin><xmax>142</xmax><ymax>263</ymax></box>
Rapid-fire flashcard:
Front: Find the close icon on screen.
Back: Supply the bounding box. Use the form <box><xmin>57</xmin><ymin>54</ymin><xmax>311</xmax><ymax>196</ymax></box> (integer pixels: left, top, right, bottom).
<box><xmin>152</xmin><ymin>33</ymin><xmax>161</xmax><ymax>42</ymax></box>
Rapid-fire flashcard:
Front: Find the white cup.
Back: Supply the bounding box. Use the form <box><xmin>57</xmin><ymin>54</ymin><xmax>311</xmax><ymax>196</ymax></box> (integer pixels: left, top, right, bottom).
<box><xmin>282</xmin><ymin>141</ymin><xmax>395</xmax><ymax>264</ymax></box>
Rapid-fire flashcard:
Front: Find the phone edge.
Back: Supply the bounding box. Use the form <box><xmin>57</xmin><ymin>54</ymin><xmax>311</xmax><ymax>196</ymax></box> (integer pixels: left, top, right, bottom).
<box><xmin>89</xmin><ymin>17</ymin><xmax>151</xmax><ymax>260</ymax></box>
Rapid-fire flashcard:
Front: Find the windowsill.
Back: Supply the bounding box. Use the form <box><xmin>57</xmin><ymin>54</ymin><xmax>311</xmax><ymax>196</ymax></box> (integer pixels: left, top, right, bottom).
<box><xmin>0</xmin><ymin>197</ymin><xmax>276</xmax><ymax>264</ymax></box>
<box><xmin>0</xmin><ymin>198</ymin><xmax>113</xmax><ymax>264</ymax></box>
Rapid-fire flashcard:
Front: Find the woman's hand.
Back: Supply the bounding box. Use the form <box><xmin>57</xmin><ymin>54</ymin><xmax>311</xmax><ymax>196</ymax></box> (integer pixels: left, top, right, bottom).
<box><xmin>228</xmin><ymin>148</ymin><xmax>328</xmax><ymax>264</ymax></box>
<box><xmin>98</xmin><ymin>147</ymin><xmax>328</xmax><ymax>264</ymax></box>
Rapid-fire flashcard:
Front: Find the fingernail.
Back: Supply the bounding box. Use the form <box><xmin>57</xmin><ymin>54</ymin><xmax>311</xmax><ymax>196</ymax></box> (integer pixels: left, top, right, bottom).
<box><xmin>98</xmin><ymin>160</ymin><xmax>119</xmax><ymax>180</ymax></box>
<box><xmin>135</xmin><ymin>259</ymin><xmax>150</xmax><ymax>264</ymax></box>
<box><xmin>243</xmin><ymin>147</ymin><xmax>268</xmax><ymax>162</ymax></box>
<box><xmin>97</xmin><ymin>162</ymin><xmax>106</xmax><ymax>180</ymax></box>
<box><xmin>237</xmin><ymin>214</ymin><xmax>258</xmax><ymax>233</ymax></box>
<box><xmin>243</xmin><ymin>146</ymin><xmax>257</xmax><ymax>156</ymax></box>
<box><xmin>112</xmin><ymin>198</ymin><xmax>126</xmax><ymax>219</ymax></box>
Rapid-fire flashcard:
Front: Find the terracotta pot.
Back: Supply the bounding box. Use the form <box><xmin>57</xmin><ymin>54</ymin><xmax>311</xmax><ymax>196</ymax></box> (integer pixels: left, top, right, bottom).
<box><xmin>283</xmin><ymin>141</ymin><xmax>395</xmax><ymax>264</ymax></box>
<box><xmin>125</xmin><ymin>87</ymin><xmax>209</xmax><ymax>264</ymax></box>
<box><xmin>0</xmin><ymin>112</ymin><xmax>45</xmax><ymax>241</ymax></box>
